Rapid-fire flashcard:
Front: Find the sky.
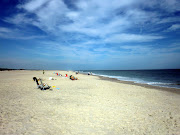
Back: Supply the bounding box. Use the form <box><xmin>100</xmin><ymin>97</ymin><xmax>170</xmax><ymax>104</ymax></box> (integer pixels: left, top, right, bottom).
<box><xmin>0</xmin><ymin>0</ymin><xmax>180</xmax><ymax>70</ymax></box>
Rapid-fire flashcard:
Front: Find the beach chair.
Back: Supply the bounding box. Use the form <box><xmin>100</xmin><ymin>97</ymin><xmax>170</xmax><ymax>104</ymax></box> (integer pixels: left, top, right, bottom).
<box><xmin>33</xmin><ymin>77</ymin><xmax>51</xmax><ymax>90</ymax></box>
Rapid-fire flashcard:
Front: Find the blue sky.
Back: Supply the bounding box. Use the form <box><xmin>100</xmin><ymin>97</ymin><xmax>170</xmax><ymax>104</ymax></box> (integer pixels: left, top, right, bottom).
<box><xmin>0</xmin><ymin>0</ymin><xmax>180</xmax><ymax>70</ymax></box>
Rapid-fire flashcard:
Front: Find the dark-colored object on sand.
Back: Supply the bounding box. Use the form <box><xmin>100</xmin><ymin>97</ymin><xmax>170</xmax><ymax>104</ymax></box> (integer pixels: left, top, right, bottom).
<box><xmin>33</xmin><ymin>77</ymin><xmax>39</xmax><ymax>85</ymax></box>
<box><xmin>33</xmin><ymin>77</ymin><xmax>51</xmax><ymax>90</ymax></box>
<box><xmin>69</xmin><ymin>75</ymin><xmax>78</xmax><ymax>80</ymax></box>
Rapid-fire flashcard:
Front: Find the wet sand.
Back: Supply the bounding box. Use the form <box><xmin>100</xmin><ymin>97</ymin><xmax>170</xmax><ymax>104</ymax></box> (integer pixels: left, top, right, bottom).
<box><xmin>0</xmin><ymin>70</ymin><xmax>180</xmax><ymax>135</ymax></box>
<box><xmin>96</xmin><ymin>75</ymin><xmax>180</xmax><ymax>95</ymax></box>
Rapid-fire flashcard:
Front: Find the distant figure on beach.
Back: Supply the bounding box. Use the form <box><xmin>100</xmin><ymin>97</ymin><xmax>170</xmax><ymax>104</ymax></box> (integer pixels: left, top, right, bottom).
<box><xmin>43</xmin><ymin>70</ymin><xmax>45</xmax><ymax>74</ymax></box>
<box><xmin>88</xmin><ymin>72</ymin><xmax>90</xmax><ymax>75</ymax></box>
<box><xmin>65</xmin><ymin>74</ymin><xmax>68</xmax><ymax>77</ymax></box>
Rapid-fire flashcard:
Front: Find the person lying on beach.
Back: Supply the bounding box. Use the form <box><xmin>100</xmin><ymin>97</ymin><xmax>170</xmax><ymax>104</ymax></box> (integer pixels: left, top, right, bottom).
<box><xmin>69</xmin><ymin>75</ymin><xmax>78</xmax><ymax>80</ymax></box>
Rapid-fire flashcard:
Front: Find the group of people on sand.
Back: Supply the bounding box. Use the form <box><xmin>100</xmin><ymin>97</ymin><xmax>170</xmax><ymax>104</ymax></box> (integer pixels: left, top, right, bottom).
<box><xmin>55</xmin><ymin>73</ymin><xmax>62</xmax><ymax>76</ymax></box>
<box><xmin>54</xmin><ymin>72</ymin><xmax>78</xmax><ymax>80</ymax></box>
<box><xmin>55</xmin><ymin>72</ymin><xmax>68</xmax><ymax>77</ymax></box>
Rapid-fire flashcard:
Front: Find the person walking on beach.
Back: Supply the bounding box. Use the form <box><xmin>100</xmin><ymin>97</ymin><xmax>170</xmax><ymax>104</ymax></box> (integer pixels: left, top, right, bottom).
<box><xmin>43</xmin><ymin>70</ymin><xmax>45</xmax><ymax>74</ymax></box>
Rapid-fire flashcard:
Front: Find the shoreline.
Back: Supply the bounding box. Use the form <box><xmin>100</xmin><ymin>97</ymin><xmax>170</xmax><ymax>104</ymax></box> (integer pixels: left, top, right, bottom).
<box><xmin>96</xmin><ymin>75</ymin><xmax>180</xmax><ymax>94</ymax></box>
<box><xmin>80</xmin><ymin>72</ymin><xmax>180</xmax><ymax>92</ymax></box>
<box><xmin>79</xmin><ymin>71</ymin><xmax>180</xmax><ymax>91</ymax></box>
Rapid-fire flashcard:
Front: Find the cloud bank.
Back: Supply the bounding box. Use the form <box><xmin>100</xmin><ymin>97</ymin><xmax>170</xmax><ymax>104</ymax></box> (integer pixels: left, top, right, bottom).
<box><xmin>0</xmin><ymin>0</ymin><xmax>180</xmax><ymax>69</ymax></box>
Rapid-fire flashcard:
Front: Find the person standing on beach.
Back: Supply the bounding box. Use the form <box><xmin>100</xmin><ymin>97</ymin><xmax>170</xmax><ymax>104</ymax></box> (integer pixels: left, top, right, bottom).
<box><xmin>43</xmin><ymin>70</ymin><xmax>45</xmax><ymax>74</ymax></box>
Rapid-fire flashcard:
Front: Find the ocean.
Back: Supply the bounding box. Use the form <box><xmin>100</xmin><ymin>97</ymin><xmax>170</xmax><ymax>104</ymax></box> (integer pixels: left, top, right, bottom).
<box><xmin>80</xmin><ymin>69</ymin><xmax>180</xmax><ymax>89</ymax></box>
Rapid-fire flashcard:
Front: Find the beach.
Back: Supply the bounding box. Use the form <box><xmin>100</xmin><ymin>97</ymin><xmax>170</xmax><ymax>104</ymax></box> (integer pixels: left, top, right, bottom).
<box><xmin>0</xmin><ymin>70</ymin><xmax>180</xmax><ymax>135</ymax></box>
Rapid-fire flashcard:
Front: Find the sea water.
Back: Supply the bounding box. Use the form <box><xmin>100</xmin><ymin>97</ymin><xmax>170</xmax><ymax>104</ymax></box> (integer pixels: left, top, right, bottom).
<box><xmin>80</xmin><ymin>69</ymin><xmax>180</xmax><ymax>89</ymax></box>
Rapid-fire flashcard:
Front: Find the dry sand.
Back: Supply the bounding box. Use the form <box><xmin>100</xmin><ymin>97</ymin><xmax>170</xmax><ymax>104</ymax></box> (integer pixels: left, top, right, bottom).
<box><xmin>0</xmin><ymin>70</ymin><xmax>180</xmax><ymax>135</ymax></box>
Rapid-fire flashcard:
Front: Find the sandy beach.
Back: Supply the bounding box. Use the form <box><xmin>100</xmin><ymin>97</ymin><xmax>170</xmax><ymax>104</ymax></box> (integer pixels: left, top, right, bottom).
<box><xmin>0</xmin><ymin>70</ymin><xmax>180</xmax><ymax>135</ymax></box>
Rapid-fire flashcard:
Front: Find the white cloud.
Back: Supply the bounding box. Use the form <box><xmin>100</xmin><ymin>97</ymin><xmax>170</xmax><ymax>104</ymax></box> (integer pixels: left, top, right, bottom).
<box><xmin>1</xmin><ymin>0</ymin><xmax>180</xmax><ymax>70</ymax></box>
<box><xmin>105</xmin><ymin>34</ymin><xmax>164</xmax><ymax>43</ymax></box>
<box><xmin>18</xmin><ymin>0</ymin><xmax>49</xmax><ymax>12</ymax></box>
<box><xmin>66</xmin><ymin>11</ymin><xmax>80</xmax><ymax>20</ymax></box>
<box><xmin>141</xmin><ymin>0</ymin><xmax>180</xmax><ymax>13</ymax></box>
<box><xmin>120</xmin><ymin>45</ymin><xmax>151</xmax><ymax>52</ymax></box>
<box><xmin>157</xmin><ymin>17</ymin><xmax>180</xmax><ymax>24</ymax></box>
<box><xmin>0</xmin><ymin>27</ymin><xmax>11</xmax><ymax>33</ymax></box>
<box><xmin>18</xmin><ymin>0</ymin><xmax>69</xmax><ymax>33</ymax></box>
<box><xmin>3</xmin><ymin>0</ymin><xmax>179</xmax><ymax>43</ymax></box>
<box><xmin>0</xmin><ymin>27</ymin><xmax>45</xmax><ymax>40</ymax></box>
<box><xmin>5</xmin><ymin>0</ymin><xmax>147</xmax><ymax>37</ymax></box>
<box><xmin>166</xmin><ymin>24</ymin><xmax>180</xmax><ymax>31</ymax></box>
<box><xmin>4</xmin><ymin>13</ymin><xmax>34</xmax><ymax>25</ymax></box>
<box><xmin>160</xmin><ymin>0</ymin><xmax>180</xmax><ymax>12</ymax></box>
